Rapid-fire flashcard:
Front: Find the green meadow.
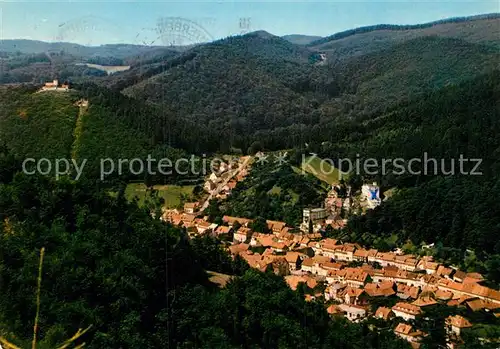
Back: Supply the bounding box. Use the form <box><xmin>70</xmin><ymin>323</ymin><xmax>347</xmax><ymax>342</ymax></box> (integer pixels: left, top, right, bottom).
<box><xmin>125</xmin><ymin>183</ymin><xmax>195</xmax><ymax>208</ymax></box>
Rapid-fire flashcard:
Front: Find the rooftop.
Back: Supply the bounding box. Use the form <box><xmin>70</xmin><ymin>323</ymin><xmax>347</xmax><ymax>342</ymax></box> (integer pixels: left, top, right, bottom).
<box><xmin>446</xmin><ymin>315</ymin><xmax>473</xmax><ymax>328</ymax></box>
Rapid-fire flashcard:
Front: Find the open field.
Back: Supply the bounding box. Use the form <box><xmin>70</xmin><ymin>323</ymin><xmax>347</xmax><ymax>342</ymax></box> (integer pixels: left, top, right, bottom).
<box><xmin>268</xmin><ymin>186</ymin><xmax>300</xmax><ymax>204</ymax></box>
<box><xmin>207</xmin><ymin>271</ymin><xmax>232</xmax><ymax>288</ymax></box>
<box><xmin>125</xmin><ymin>183</ymin><xmax>195</xmax><ymax>207</ymax></box>
<box><xmin>300</xmin><ymin>156</ymin><xmax>341</xmax><ymax>185</ymax></box>
<box><xmin>268</xmin><ymin>186</ymin><xmax>282</xmax><ymax>195</ymax></box>
<box><xmin>75</xmin><ymin>63</ymin><xmax>131</xmax><ymax>75</ymax></box>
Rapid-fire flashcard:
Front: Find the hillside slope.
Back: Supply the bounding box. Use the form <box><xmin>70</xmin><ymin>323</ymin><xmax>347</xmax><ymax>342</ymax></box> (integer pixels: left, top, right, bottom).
<box><xmin>121</xmin><ymin>33</ymin><xmax>327</xmax><ymax>152</ymax></box>
<box><xmin>333</xmin><ymin>36</ymin><xmax>499</xmax><ymax>115</ymax></box>
<box><xmin>282</xmin><ymin>34</ymin><xmax>322</xmax><ymax>45</ymax></box>
<box><xmin>0</xmin><ymin>40</ymin><xmax>166</xmax><ymax>58</ymax></box>
<box><xmin>120</xmin><ymin>25</ymin><xmax>499</xmax><ymax>151</ymax></box>
<box><xmin>0</xmin><ymin>85</ymin><xmax>202</xmax><ymax>180</ymax></box>
<box><xmin>309</xmin><ymin>14</ymin><xmax>500</xmax><ymax>60</ymax></box>
<box><xmin>0</xmin><ymin>87</ymin><xmax>78</xmax><ymax>159</ymax></box>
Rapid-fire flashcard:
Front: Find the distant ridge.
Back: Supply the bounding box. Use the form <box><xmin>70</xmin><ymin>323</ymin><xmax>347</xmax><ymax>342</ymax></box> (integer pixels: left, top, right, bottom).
<box><xmin>307</xmin><ymin>13</ymin><xmax>500</xmax><ymax>46</ymax></box>
<box><xmin>0</xmin><ymin>39</ymin><xmax>168</xmax><ymax>57</ymax></box>
<box><xmin>244</xmin><ymin>30</ymin><xmax>277</xmax><ymax>39</ymax></box>
<box><xmin>3</xmin><ymin>13</ymin><xmax>498</xmax><ymax>53</ymax></box>
<box><xmin>282</xmin><ymin>34</ymin><xmax>322</xmax><ymax>45</ymax></box>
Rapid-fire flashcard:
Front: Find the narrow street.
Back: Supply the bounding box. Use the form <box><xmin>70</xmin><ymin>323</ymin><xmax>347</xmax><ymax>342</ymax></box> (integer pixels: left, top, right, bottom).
<box><xmin>199</xmin><ymin>156</ymin><xmax>252</xmax><ymax>212</ymax></box>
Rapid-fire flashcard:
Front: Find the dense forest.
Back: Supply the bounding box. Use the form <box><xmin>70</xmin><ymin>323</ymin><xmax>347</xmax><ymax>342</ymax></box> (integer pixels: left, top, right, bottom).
<box><xmin>120</xmin><ymin>29</ymin><xmax>498</xmax><ymax>152</ymax></box>
<box><xmin>318</xmin><ymin>72</ymin><xmax>500</xmax><ymax>254</ymax></box>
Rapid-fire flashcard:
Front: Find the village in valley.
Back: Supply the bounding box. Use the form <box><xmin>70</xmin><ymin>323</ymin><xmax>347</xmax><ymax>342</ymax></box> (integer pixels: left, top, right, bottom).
<box><xmin>160</xmin><ymin>154</ymin><xmax>500</xmax><ymax>349</ymax></box>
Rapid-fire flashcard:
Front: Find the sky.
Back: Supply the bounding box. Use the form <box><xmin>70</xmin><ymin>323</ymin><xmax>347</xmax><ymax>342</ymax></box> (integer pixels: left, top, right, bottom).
<box><xmin>0</xmin><ymin>1</ymin><xmax>498</xmax><ymax>45</ymax></box>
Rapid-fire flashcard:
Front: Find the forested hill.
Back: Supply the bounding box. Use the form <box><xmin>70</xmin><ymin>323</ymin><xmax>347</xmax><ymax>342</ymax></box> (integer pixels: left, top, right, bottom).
<box><xmin>332</xmin><ymin>36</ymin><xmax>499</xmax><ymax>115</ymax></box>
<box><xmin>0</xmin><ymin>85</ymin><xmax>213</xmax><ymax>181</ymax></box>
<box><xmin>282</xmin><ymin>34</ymin><xmax>322</xmax><ymax>45</ymax></box>
<box><xmin>1</xmin><ymin>18</ymin><xmax>498</xmax><ymax>157</ymax></box>
<box><xmin>308</xmin><ymin>13</ymin><xmax>500</xmax><ymax>58</ymax></box>
<box><xmin>119</xmin><ymin>33</ymin><xmax>326</xmax><ymax>152</ymax></box>
<box><xmin>118</xmin><ymin>25</ymin><xmax>498</xmax><ymax>152</ymax></box>
<box><xmin>111</xmin><ymin>30</ymin><xmax>318</xmax><ymax>91</ymax></box>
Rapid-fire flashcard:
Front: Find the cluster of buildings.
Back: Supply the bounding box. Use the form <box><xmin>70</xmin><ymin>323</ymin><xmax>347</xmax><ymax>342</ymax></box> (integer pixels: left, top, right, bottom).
<box><xmin>204</xmin><ymin>216</ymin><xmax>498</xmax><ymax>349</ymax></box>
<box><xmin>300</xmin><ymin>205</ymin><xmax>348</xmax><ymax>232</ymax></box>
<box><xmin>203</xmin><ymin>158</ymin><xmax>248</xmax><ymax>199</ymax></box>
<box><xmin>385</xmin><ymin>315</ymin><xmax>473</xmax><ymax>348</ymax></box>
<box><xmin>324</xmin><ymin>182</ymin><xmax>381</xmax><ymax>218</ymax></box>
<box><xmin>227</xmin><ymin>234</ymin><xmax>499</xmax><ymax>348</ymax></box>
<box><xmin>160</xmin><ymin>172</ymin><xmax>498</xmax><ymax>348</ymax></box>
<box><xmin>234</xmin><ymin>238</ymin><xmax>498</xmax><ymax>347</ymax></box>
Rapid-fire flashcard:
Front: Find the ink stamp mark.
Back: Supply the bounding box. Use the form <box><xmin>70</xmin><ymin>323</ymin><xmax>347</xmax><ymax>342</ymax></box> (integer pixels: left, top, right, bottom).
<box><xmin>55</xmin><ymin>15</ymin><xmax>121</xmax><ymax>46</ymax></box>
<box><xmin>239</xmin><ymin>17</ymin><xmax>252</xmax><ymax>35</ymax></box>
<box><xmin>134</xmin><ymin>17</ymin><xmax>214</xmax><ymax>48</ymax></box>
<box><xmin>44</xmin><ymin>15</ymin><xmax>122</xmax><ymax>76</ymax></box>
<box><xmin>155</xmin><ymin>17</ymin><xmax>214</xmax><ymax>46</ymax></box>
<box><xmin>133</xmin><ymin>17</ymin><xmax>215</xmax><ymax>74</ymax></box>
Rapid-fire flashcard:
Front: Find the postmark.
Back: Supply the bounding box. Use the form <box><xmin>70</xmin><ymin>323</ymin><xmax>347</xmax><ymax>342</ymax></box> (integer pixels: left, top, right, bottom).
<box><xmin>54</xmin><ymin>15</ymin><xmax>121</xmax><ymax>46</ymax></box>
<box><xmin>133</xmin><ymin>17</ymin><xmax>215</xmax><ymax>75</ymax></box>
<box><xmin>134</xmin><ymin>17</ymin><xmax>214</xmax><ymax>48</ymax></box>
<box><xmin>45</xmin><ymin>15</ymin><xmax>122</xmax><ymax>71</ymax></box>
<box><xmin>239</xmin><ymin>17</ymin><xmax>252</xmax><ymax>35</ymax></box>
<box><xmin>37</xmin><ymin>15</ymin><xmax>124</xmax><ymax>82</ymax></box>
<box><xmin>155</xmin><ymin>17</ymin><xmax>214</xmax><ymax>47</ymax></box>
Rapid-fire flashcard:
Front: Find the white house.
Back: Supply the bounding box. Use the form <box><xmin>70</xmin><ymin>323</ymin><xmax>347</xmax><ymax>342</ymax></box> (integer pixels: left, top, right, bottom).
<box><xmin>234</xmin><ymin>227</ymin><xmax>252</xmax><ymax>243</ymax></box>
<box><xmin>392</xmin><ymin>302</ymin><xmax>422</xmax><ymax>321</ymax></box>
<box><xmin>445</xmin><ymin>315</ymin><xmax>472</xmax><ymax>337</ymax></box>
<box><xmin>394</xmin><ymin>323</ymin><xmax>425</xmax><ymax>347</ymax></box>
<box><xmin>337</xmin><ymin>304</ymin><xmax>366</xmax><ymax>322</ymax></box>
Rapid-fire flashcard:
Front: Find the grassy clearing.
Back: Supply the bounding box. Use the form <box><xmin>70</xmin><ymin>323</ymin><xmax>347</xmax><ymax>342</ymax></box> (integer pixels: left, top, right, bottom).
<box><xmin>268</xmin><ymin>186</ymin><xmax>282</xmax><ymax>195</ymax></box>
<box><xmin>289</xmin><ymin>191</ymin><xmax>300</xmax><ymax>204</ymax></box>
<box><xmin>301</xmin><ymin>156</ymin><xmax>342</xmax><ymax>185</ymax></box>
<box><xmin>207</xmin><ymin>271</ymin><xmax>232</xmax><ymax>288</ymax></box>
<box><xmin>267</xmin><ymin>186</ymin><xmax>300</xmax><ymax>204</ymax></box>
<box><xmin>125</xmin><ymin>183</ymin><xmax>195</xmax><ymax>208</ymax></box>
<box><xmin>291</xmin><ymin>166</ymin><xmax>302</xmax><ymax>174</ymax></box>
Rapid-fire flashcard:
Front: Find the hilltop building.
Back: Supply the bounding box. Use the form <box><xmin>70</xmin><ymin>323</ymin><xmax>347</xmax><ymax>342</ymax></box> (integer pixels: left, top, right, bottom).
<box><xmin>40</xmin><ymin>79</ymin><xmax>70</xmax><ymax>92</ymax></box>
